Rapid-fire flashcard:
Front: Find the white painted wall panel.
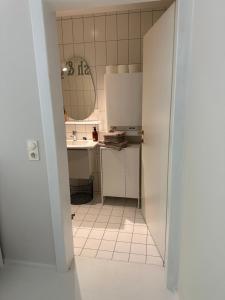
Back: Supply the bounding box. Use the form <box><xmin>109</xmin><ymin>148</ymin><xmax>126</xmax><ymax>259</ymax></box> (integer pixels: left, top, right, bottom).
<box><xmin>178</xmin><ymin>0</ymin><xmax>225</xmax><ymax>299</ymax></box>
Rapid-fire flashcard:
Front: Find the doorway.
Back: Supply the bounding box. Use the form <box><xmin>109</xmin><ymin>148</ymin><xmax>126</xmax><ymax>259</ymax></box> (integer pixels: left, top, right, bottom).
<box><xmin>29</xmin><ymin>0</ymin><xmax>185</xmax><ymax>296</ymax></box>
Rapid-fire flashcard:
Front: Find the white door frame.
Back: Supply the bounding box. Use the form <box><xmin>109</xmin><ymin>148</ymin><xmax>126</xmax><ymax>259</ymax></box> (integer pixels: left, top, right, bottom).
<box><xmin>29</xmin><ymin>0</ymin><xmax>74</xmax><ymax>272</ymax></box>
<box><xmin>29</xmin><ymin>0</ymin><xmax>194</xmax><ymax>291</ymax></box>
<box><xmin>165</xmin><ymin>0</ymin><xmax>194</xmax><ymax>291</ymax></box>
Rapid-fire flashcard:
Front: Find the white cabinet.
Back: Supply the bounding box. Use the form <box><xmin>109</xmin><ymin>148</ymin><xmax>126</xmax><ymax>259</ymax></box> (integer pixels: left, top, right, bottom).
<box><xmin>105</xmin><ymin>73</ymin><xmax>142</xmax><ymax>129</ymax></box>
<box><xmin>101</xmin><ymin>149</ymin><xmax>125</xmax><ymax>197</ymax></box>
<box><xmin>100</xmin><ymin>145</ymin><xmax>140</xmax><ymax>206</ymax></box>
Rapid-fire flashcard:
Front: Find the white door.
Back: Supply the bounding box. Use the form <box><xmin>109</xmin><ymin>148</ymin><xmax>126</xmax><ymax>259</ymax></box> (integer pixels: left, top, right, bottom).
<box><xmin>142</xmin><ymin>3</ymin><xmax>175</xmax><ymax>260</ymax></box>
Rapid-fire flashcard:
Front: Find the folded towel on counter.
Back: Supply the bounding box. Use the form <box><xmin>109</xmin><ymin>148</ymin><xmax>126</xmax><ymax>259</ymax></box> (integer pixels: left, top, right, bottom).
<box><xmin>99</xmin><ymin>131</ymin><xmax>128</xmax><ymax>151</ymax></box>
<box><xmin>98</xmin><ymin>141</ymin><xmax>128</xmax><ymax>151</ymax></box>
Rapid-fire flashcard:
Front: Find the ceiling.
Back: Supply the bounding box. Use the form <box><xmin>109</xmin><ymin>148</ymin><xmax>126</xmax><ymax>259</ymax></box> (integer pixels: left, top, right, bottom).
<box><xmin>45</xmin><ymin>0</ymin><xmax>174</xmax><ymax>16</ymax></box>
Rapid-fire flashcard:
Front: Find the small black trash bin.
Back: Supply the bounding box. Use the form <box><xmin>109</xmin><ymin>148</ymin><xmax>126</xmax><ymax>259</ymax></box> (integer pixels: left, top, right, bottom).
<box><xmin>70</xmin><ymin>177</ymin><xmax>93</xmax><ymax>205</ymax></box>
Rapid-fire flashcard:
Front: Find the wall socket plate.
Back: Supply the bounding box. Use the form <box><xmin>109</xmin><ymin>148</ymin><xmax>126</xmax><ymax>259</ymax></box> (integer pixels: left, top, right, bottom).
<box><xmin>27</xmin><ymin>140</ymin><xmax>40</xmax><ymax>161</ymax></box>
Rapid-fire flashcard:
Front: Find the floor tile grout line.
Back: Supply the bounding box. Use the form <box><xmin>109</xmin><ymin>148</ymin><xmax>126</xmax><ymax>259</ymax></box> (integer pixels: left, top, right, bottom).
<box><xmin>95</xmin><ymin>202</ymin><xmax>117</xmax><ymax>258</ymax></box>
<box><xmin>73</xmin><ymin>197</ymin><xmax>161</xmax><ymax>263</ymax></box>
<box><xmin>112</xmin><ymin>200</ymin><xmax>131</xmax><ymax>260</ymax></box>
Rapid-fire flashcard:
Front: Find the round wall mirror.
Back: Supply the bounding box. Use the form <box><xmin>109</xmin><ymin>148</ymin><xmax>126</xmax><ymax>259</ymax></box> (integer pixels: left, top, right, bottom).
<box><xmin>61</xmin><ymin>56</ymin><xmax>96</xmax><ymax>121</ymax></box>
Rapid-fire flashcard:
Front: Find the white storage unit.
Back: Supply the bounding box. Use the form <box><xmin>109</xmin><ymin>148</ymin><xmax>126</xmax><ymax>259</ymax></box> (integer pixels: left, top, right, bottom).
<box><xmin>100</xmin><ymin>145</ymin><xmax>140</xmax><ymax>207</ymax></box>
<box><xmin>104</xmin><ymin>73</ymin><xmax>142</xmax><ymax>129</ymax></box>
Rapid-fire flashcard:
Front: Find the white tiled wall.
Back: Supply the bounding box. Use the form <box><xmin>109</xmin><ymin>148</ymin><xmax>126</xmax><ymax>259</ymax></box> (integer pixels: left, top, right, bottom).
<box><xmin>57</xmin><ymin>8</ymin><xmax>165</xmax><ymax>136</ymax></box>
<box><xmin>57</xmin><ymin>8</ymin><xmax>165</xmax><ymax>194</ymax></box>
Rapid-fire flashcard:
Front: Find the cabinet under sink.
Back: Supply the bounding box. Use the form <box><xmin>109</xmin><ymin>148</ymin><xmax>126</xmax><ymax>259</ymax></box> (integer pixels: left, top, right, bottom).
<box><xmin>100</xmin><ymin>145</ymin><xmax>141</xmax><ymax>207</ymax></box>
<box><xmin>67</xmin><ymin>140</ymin><xmax>97</xmax><ymax>179</ymax></box>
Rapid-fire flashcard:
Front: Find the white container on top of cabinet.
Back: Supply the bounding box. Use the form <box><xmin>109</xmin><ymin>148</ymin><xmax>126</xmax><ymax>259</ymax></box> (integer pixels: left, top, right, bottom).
<box><xmin>100</xmin><ymin>145</ymin><xmax>140</xmax><ymax>207</ymax></box>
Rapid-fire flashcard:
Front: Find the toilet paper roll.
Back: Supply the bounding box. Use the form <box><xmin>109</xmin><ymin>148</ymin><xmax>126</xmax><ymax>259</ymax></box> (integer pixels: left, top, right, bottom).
<box><xmin>118</xmin><ymin>65</ymin><xmax>129</xmax><ymax>73</ymax></box>
<box><xmin>129</xmin><ymin>64</ymin><xmax>141</xmax><ymax>73</ymax></box>
<box><xmin>106</xmin><ymin>65</ymin><xmax>117</xmax><ymax>74</ymax></box>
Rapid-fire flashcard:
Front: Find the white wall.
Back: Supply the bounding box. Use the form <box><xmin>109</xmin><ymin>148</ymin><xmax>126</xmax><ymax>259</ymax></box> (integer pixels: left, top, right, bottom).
<box><xmin>0</xmin><ymin>0</ymin><xmax>55</xmax><ymax>265</ymax></box>
<box><xmin>178</xmin><ymin>0</ymin><xmax>225</xmax><ymax>299</ymax></box>
<box><xmin>29</xmin><ymin>0</ymin><xmax>73</xmax><ymax>271</ymax></box>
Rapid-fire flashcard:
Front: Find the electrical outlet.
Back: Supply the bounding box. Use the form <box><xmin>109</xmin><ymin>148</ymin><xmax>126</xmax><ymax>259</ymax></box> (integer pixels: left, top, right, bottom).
<box><xmin>27</xmin><ymin>140</ymin><xmax>40</xmax><ymax>161</ymax></box>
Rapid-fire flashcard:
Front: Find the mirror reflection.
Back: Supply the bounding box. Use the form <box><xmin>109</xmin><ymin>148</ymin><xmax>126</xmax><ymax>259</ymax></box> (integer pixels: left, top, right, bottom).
<box><xmin>61</xmin><ymin>56</ymin><xmax>96</xmax><ymax>121</ymax></box>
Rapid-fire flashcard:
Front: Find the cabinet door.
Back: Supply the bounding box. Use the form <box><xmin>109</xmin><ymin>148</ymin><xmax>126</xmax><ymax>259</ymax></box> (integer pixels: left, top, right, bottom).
<box><xmin>101</xmin><ymin>149</ymin><xmax>125</xmax><ymax>197</ymax></box>
<box><xmin>125</xmin><ymin>146</ymin><xmax>140</xmax><ymax>199</ymax></box>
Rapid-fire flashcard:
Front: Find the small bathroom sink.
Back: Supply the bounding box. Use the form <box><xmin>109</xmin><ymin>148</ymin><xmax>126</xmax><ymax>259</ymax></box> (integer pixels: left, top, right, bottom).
<box><xmin>66</xmin><ymin>139</ymin><xmax>98</xmax><ymax>149</ymax></box>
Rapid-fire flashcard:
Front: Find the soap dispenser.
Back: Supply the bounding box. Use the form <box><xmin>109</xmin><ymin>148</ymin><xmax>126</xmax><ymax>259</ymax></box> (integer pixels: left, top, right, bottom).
<box><xmin>92</xmin><ymin>127</ymin><xmax>98</xmax><ymax>142</ymax></box>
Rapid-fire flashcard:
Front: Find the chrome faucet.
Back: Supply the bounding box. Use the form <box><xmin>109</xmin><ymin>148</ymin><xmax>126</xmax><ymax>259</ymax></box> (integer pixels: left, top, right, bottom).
<box><xmin>71</xmin><ymin>130</ymin><xmax>77</xmax><ymax>141</ymax></box>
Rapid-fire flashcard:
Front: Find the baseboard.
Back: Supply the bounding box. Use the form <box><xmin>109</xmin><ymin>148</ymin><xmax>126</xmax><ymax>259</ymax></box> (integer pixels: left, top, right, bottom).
<box><xmin>4</xmin><ymin>259</ymin><xmax>56</xmax><ymax>270</ymax></box>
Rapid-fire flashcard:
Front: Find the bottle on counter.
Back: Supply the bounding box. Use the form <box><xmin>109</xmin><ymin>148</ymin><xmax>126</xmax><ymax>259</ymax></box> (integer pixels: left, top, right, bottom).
<box><xmin>92</xmin><ymin>127</ymin><xmax>98</xmax><ymax>141</ymax></box>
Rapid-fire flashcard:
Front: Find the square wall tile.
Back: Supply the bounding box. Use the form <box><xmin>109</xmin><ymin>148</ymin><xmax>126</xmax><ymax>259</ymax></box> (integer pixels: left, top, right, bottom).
<box><xmin>62</xmin><ymin>19</ymin><xmax>73</xmax><ymax>44</ymax></box>
<box><xmin>58</xmin><ymin>45</ymin><xmax>64</xmax><ymax>63</ymax></box>
<box><xmin>73</xmin><ymin>18</ymin><xmax>84</xmax><ymax>43</ymax></box>
<box><xmin>129</xmin><ymin>12</ymin><xmax>141</xmax><ymax>39</ymax></box>
<box><xmin>97</xmin><ymin>89</ymin><xmax>105</xmax><ymax>112</ymax></box>
<box><xmin>129</xmin><ymin>39</ymin><xmax>141</xmax><ymax>64</ymax></box>
<box><xmin>106</xmin><ymin>41</ymin><xmax>117</xmax><ymax>65</ymax></box>
<box><xmin>141</xmin><ymin>11</ymin><xmax>153</xmax><ymax>37</ymax></box>
<box><xmin>63</xmin><ymin>44</ymin><xmax>74</xmax><ymax>60</ymax></box>
<box><xmin>57</xmin><ymin>20</ymin><xmax>63</xmax><ymax>44</ymax></box>
<box><xmin>74</xmin><ymin>43</ymin><xmax>85</xmax><ymax>58</ymax></box>
<box><xmin>96</xmin><ymin>66</ymin><xmax>106</xmax><ymax>89</ymax></box>
<box><xmin>84</xmin><ymin>17</ymin><xmax>94</xmax><ymax>42</ymax></box>
<box><xmin>117</xmin><ymin>14</ymin><xmax>129</xmax><ymax>40</ymax></box>
<box><xmin>95</xmin><ymin>41</ymin><xmax>106</xmax><ymax>66</ymax></box>
<box><xmin>84</xmin><ymin>43</ymin><xmax>95</xmax><ymax>66</ymax></box>
<box><xmin>94</xmin><ymin>16</ymin><xmax>106</xmax><ymax>41</ymax></box>
<box><xmin>118</xmin><ymin>40</ymin><xmax>128</xmax><ymax>65</ymax></box>
<box><xmin>106</xmin><ymin>15</ymin><xmax>117</xmax><ymax>41</ymax></box>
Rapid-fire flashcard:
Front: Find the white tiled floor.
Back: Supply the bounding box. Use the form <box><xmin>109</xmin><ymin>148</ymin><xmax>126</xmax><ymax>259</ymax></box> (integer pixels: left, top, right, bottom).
<box><xmin>71</xmin><ymin>197</ymin><xmax>163</xmax><ymax>266</ymax></box>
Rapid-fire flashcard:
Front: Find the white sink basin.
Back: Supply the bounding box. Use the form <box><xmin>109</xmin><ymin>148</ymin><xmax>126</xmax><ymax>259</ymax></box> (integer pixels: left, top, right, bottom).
<box><xmin>66</xmin><ymin>139</ymin><xmax>98</xmax><ymax>149</ymax></box>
